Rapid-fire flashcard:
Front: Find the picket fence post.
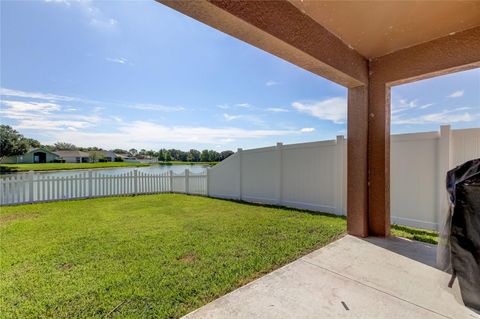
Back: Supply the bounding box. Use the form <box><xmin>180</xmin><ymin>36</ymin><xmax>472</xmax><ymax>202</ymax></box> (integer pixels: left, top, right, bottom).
<box><xmin>185</xmin><ymin>169</ymin><xmax>190</xmax><ymax>194</ymax></box>
<box><xmin>88</xmin><ymin>170</ymin><xmax>93</xmax><ymax>197</ymax></box>
<box><xmin>28</xmin><ymin>171</ymin><xmax>34</xmax><ymax>203</ymax></box>
<box><xmin>134</xmin><ymin>169</ymin><xmax>138</xmax><ymax>195</ymax></box>
<box><xmin>169</xmin><ymin>170</ymin><xmax>174</xmax><ymax>193</ymax></box>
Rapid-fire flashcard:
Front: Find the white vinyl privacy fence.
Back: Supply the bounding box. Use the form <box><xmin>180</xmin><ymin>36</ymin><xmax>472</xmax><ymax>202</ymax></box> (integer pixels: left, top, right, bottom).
<box><xmin>208</xmin><ymin>125</ymin><xmax>480</xmax><ymax>230</ymax></box>
<box><xmin>0</xmin><ymin>169</ymin><xmax>207</xmax><ymax>205</ymax></box>
<box><xmin>208</xmin><ymin>138</ymin><xmax>347</xmax><ymax>214</ymax></box>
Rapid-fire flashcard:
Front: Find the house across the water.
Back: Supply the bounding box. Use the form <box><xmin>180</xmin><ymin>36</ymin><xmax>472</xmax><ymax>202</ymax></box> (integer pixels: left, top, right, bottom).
<box><xmin>54</xmin><ymin>151</ymin><xmax>90</xmax><ymax>163</ymax></box>
<box><xmin>0</xmin><ymin>148</ymin><xmax>60</xmax><ymax>164</ymax></box>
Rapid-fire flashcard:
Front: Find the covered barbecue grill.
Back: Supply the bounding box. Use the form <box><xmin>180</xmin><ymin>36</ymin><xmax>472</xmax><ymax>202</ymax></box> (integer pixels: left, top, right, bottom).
<box><xmin>439</xmin><ymin>158</ymin><xmax>480</xmax><ymax>311</ymax></box>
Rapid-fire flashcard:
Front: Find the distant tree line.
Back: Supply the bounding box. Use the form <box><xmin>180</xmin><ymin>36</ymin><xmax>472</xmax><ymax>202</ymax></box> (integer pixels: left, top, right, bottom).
<box><xmin>1</xmin><ymin>126</ymin><xmax>234</xmax><ymax>163</ymax></box>
<box><xmin>45</xmin><ymin>144</ymin><xmax>234</xmax><ymax>162</ymax></box>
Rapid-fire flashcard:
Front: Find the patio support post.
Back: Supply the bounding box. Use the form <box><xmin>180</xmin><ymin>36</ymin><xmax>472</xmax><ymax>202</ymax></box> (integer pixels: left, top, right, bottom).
<box><xmin>347</xmin><ymin>86</ymin><xmax>369</xmax><ymax>237</ymax></box>
<box><xmin>367</xmin><ymin>75</ymin><xmax>391</xmax><ymax>237</ymax></box>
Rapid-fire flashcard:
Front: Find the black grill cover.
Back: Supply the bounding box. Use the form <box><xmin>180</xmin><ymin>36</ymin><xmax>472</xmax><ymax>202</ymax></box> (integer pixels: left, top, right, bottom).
<box><xmin>446</xmin><ymin>158</ymin><xmax>480</xmax><ymax>310</ymax></box>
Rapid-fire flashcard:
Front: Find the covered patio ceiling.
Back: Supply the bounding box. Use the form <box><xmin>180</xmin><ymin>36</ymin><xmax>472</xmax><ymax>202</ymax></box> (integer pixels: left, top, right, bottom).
<box><xmin>157</xmin><ymin>0</ymin><xmax>480</xmax><ymax>237</ymax></box>
<box><xmin>289</xmin><ymin>0</ymin><xmax>480</xmax><ymax>59</ymax></box>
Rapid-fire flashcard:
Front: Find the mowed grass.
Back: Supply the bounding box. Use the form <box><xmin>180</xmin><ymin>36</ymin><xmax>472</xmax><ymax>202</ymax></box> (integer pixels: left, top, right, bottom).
<box><xmin>391</xmin><ymin>224</ymin><xmax>439</xmax><ymax>244</ymax></box>
<box><xmin>0</xmin><ymin>194</ymin><xmax>346</xmax><ymax>318</ymax></box>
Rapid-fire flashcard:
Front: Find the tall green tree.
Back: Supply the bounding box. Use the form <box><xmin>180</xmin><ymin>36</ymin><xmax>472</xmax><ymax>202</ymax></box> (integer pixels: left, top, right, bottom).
<box><xmin>53</xmin><ymin>142</ymin><xmax>77</xmax><ymax>151</ymax></box>
<box><xmin>220</xmin><ymin>150</ymin><xmax>234</xmax><ymax>160</ymax></box>
<box><xmin>188</xmin><ymin>149</ymin><xmax>201</xmax><ymax>162</ymax></box>
<box><xmin>200</xmin><ymin>150</ymin><xmax>210</xmax><ymax>162</ymax></box>
<box><xmin>24</xmin><ymin>138</ymin><xmax>41</xmax><ymax>149</ymax></box>
<box><xmin>0</xmin><ymin>125</ymin><xmax>35</xmax><ymax>161</ymax></box>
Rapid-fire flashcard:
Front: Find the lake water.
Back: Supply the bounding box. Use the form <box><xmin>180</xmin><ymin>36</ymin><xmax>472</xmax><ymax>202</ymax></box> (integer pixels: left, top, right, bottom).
<box><xmin>3</xmin><ymin>164</ymin><xmax>210</xmax><ymax>178</ymax></box>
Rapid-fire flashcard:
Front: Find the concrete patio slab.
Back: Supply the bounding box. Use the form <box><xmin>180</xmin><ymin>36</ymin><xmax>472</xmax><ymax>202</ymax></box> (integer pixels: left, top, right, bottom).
<box><xmin>183</xmin><ymin>235</ymin><xmax>479</xmax><ymax>319</ymax></box>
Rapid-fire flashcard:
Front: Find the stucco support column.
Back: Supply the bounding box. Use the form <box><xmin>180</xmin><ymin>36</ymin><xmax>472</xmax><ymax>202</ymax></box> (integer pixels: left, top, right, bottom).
<box><xmin>347</xmin><ymin>86</ymin><xmax>369</xmax><ymax>237</ymax></box>
<box><xmin>367</xmin><ymin>75</ymin><xmax>391</xmax><ymax>237</ymax></box>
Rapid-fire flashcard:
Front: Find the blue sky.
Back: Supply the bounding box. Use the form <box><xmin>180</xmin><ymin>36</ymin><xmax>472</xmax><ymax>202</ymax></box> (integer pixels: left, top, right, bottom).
<box><xmin>1</xmin><ymin>0</ymin><xmax>479</xmax><ymax>151</ymax></box>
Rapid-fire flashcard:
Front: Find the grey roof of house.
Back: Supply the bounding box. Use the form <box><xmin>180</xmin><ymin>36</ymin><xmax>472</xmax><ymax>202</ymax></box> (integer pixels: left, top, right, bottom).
<box><xmin>54</xmin><ymin>150</ymin><xmax>90</xmax><ymax>157</ymax></box>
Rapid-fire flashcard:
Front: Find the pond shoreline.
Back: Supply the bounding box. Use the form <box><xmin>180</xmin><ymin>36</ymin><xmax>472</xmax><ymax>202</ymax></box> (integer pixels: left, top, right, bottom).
<box><xmin>0</xmin><ymin>161</ymin><xmax>218</xmax><ymax>174</ymax></box>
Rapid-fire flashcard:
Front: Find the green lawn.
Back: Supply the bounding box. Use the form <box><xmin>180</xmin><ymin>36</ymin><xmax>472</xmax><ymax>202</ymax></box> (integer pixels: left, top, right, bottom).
<box><xmin>391</xmin><ymin>224</ymin><xmax>439</xmax><ymax>244</ymax></box>
<box><xmin>0</xmin><ymin>194</ymin><xmax>346</xmax><ymax>318</ymax></box>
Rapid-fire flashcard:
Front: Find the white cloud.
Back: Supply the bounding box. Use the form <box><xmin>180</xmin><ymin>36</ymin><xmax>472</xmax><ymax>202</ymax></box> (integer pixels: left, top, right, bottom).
<box><xmin>0</xmin><ymin>87</ymin><xmax>76</xmax><ymax>101</ymax></box>
<box><xmin>44</xmin><ymin>0</ymin><xmax>71</xmax><ymax>5</ymax></box>
<box><xmin>391</xmin><ymin>97</ymin><xmax>435</xmax><ymax>114</ymax></box>
<box><xmin>300</xmin><ymin>127</ymin><xmax>315</xmax><ymax>133</ymax></box>
<box><xmin>44</xmin><ymin>0</ymin><xmax>118</xmax><ymax>30</ymax></box>
<box><xmin>292</xmin><ymin>97</ymin><xmax>346</xmax><ymax>124</ymax></box>
<box><xmin>267</xmin><ymin>107</ymin><xmax>289</xmax><ymax>113</ymax></box>
<box><xmin>223</xmin><ymin>113</ymin><xmax>241</xmax><ymax>121</ymax></box>
<box><xmin>217</xmin><ymin>103</ymin><xmax>251</xmax><ymax>109</ymax></box>
<box><xmin>448</xmin><ymin>90</ymin><xmax>464</xmax><ymax>98</ymax></box>
<box><xmin>235</xmin><ymin>103</ymin><xmax>251</xmax><ymax>108</ymax></box>
<box><xmin>106</xmin><ymin>57</ymin><xmax>127</xmax><ymax>64</ymax></box>
<box><xmin>1</xmin><ymin>100</ymin><xmax>61</xmax><ymax>114</ymax></box>
<box><xmin>265</xmin><ymin>81</ymin><xmax>279</xmax><ymax>87</ymax></box>
<box><xmin>130</xmin><ymin>104</ymin><xmax>185</xmax><ymax>112</ymax></box>
<box><xmin>222</xmin><ymin>113</ymin><xmax>265</xmax><ymax>126</ymax></box>
<box><xmin>0</xmin><ymin>99</ymin><xmax>100</xmax><ymax>131</ymax></box>
<box><xmin>419</xmin><ymin>103</ymin><xmax>434</xmax><ymax>109</ymax></box>
<box><xmin>392</xmin><ymin>107</ymin><xmax>479</xmax><ymax>125</ymax></box>
<box><xmin>14</xmin><ymin>119</ymin><xmax>94</xmax><ymax>130</ymax></box>
<box><xmin>41</xmin><ymin>121</ymin><xmax>310</xmax><ymax>149</ymax></box>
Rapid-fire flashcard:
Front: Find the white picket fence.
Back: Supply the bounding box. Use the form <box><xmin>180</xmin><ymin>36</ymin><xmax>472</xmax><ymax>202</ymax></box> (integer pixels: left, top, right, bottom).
<box><xmin>0</xmin><ymin>169</ymin><xmax>207</xmax><ymax>205</ymax></box>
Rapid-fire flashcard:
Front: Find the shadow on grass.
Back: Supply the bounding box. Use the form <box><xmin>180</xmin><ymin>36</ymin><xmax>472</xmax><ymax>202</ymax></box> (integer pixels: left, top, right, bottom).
<box><xmin>391</xmin><ymin>224</ymin><xmax>438</xmax><ymax>237</ymax></box>
<box><xmin>207</xmin><ymin>196</ymin><xmax>346</xmax><ymax>220</ymax></box>
<box><xmin>200</xmin><ymin>196</ymin><xmax>439</xmax><ymax>245</ymax></box>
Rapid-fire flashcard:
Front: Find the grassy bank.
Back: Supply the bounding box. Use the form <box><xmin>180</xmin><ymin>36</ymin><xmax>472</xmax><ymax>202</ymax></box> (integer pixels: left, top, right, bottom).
<box><xmin>0</xmin><ymin>162</ymin><xmax>151</xmax><ymax>172</ymax></box>
<box><xmin>158</xmin><ymin>161</ymin><xmax>218</xmax><ymax>166</ymax></box>
<box><xmin>0</xmin><ymin>194</ymin><xmax>345</xmax><ymax>318</ymax></box>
